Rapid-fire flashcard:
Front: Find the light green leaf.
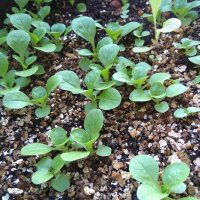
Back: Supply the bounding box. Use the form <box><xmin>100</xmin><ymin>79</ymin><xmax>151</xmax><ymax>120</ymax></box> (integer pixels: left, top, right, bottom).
<box><xmin>50</xmin><ymin>127</ymin><xmax>67</xmax><ymax>146</ymax></box>
<box><xmin>35</xmin><ymin>43</ymin><xmax>56</xmax><ymax>53</ymax></box>
<box><xmin>84</xmin><ymin>109</ymin><xmax>104</xmax><ymax>134</ymax></box>
<box><xmin>169</xmin><ymin>183</ymin><xmax>186</xmax><ymax>194</ymax></box>
<box><xmin>99</xmin><ymin>88</ymin><xmax>121</xmax><ymax>110</ymax></box>
<box><xmin>15</xmin><ymin>66</ymin><xmax>38</xmax><ymax>77</ymax></box>
<box><xmin>61</xmin><ymin>151</ymin><xmax>90</xmax><ymax>162</ymax></box>
<box><xmin>96</xmin><ymin>37</ymin><xmax>113</xmax><ymax>52</ymax></box>
<box><xmin>162</xmin><ymin>162</ymin><xmax>190</xmax><ymax>187</ymax></box>
<box><xmin>113</xmin><ymin>72</ymin><xmax>131</xmax><ymax>83</ymax></box>
<box><xmin>21</xmin><ymin>143</ymin><xmax>53</xmax><ymax>155</ymax></box>
<box><xmin>150</xmin><ymin>82</ymin><xmax>166</xmax><ymax>98</ymax></box>
<box><xmin>36</xmin><ymin>157</ymin><xmax>52</xmax><ymax>170</ymax></box>
<box><xmin>79</xmin><ymin>57</ymin><xmax>92</xmax><ymax>72</ymax></box>
<box><xmin>159</xmin><ymin>18</ymin><xmax>182</xmax><ymax>33</ymax></box>
<box><xmin>10</xmin><ymin>13</ymin><xmax>32</xmax><ymax>31</ymax></box>
<box><xmin>32</xmin><ymin>169</ymin><xmax>53</xmax><ymax>184</ymax></box>
<box><xmin>187</xmin><ymin>107</ymin><xmax>200</xmax><ymax>113</ymax></box>
<box><xmin>174</xmin><ymin>108</ymin><xmax>188</xmax><ymax>118</ymax></box>
<box><xmin>78</xmin><ymin>49</ymin><xmax>93</xmax><ymax>56</ymax></box>
<box><xmin>71</xmin><ymin>16</ymin><xmax>96</xmax><ymax>45</ymax></box>
<box><xmin>129</xmin><ymin>89</ymin><xmax>151</xmax><ymax>102</ymax></box>
<box><xmin>51</xmin><ymin>174</ymin><xmax>70</xmax><ymax>192</ymax></box>
<box><xmin>51</xmin><ymin>23</ymin><xmax>66</xmax><ymax>36</ymax></box>
<box><xmin>38</xmin><ymin>6</ymin><xmax>51</xmax><ymax>20</ymax></box>
<box><xmin>96</xmin><ymin>145</ymin><xmax>111</xmax><ymax>157</ymax></box>
<box><xmin>3</xmin><ymin>91</ymin><xmax>32</xmax><ymax>109</ymax></box>
<box><xmin>7</xmin><ymin>30</ymin><xmax>30</xmax><ymax>57</ymax></box>
<box><xmin>189</xmin><ymin>55</ymin><xmax>200</xmax><ymax>65</ymax></box>
<box><xmin>98</xmin><ymin>44</ymin><xmax>119</xmax><ymax>67</ymax></box>
<box><xmin>150</xmin><ymin>0</ymin><xmax>162</xmax><ymax>23</ymax></box>
<box><xmin>52</xmin><ymin>155</ymin><xmax>65</xmax><ymax>174</ymax></box>
<box><xmin>35</xmin><ymin>106</ymin><xmax>51</xmax><ymax>118</ymax></box>
<box><xmin>137</xmin><ymin>184</ymin><xmax>168</xmax><ymax>200</ymax></box>
<box><xmin>46</xmin><ymin>74</ymin><xmax>62</xmax><ymax>95</ymax></box>
<box><xmin>32</xmin><ymin>21</ymin><xmax>50</xmax><ymax>32</ymax></box>
<box><xmin>133</xmin><ymin>46</ymin><xmax>152</xmax><ymax>53</ymax></box>
<box><xmin>149</xmin><ymin>73</ymin><xmax>171</xmax><ymax>85</ymax></box>
<box><xmin>84</xmin><ymin>69</ymin><xmax>101</xmax><ymax>89</ymax></box>
<box><xmin>15</xmin><ymin>0</ymin><xmax>29</xmax><ymax>10</ymax></box>
<box><xmin>129</xmin><ymin>155</ymin><xmax>159</xmax><ymax>185</ymax></box>
<box><xmin>76</xmin><ymin>3</ymin><xmax>87</xmax><ymax>13</ymax></box>
<box><xmin>166</xmin><ymin>84</ymin><xmax>188</xmax><ymax>97</ymax></box>
<box><xmin>155</xmin><ymin>101</ymin><xmax>169</xmax><ymax>113</ymax></box>
<box><xmin>0</xmin><ymin>52</ymin><xmax>8</xmax><ymax>77</ymax></box>
<box><xmin>121</xmin><ymin>22</ymin><xmax>141</xmax><ymax>36</ymax></box>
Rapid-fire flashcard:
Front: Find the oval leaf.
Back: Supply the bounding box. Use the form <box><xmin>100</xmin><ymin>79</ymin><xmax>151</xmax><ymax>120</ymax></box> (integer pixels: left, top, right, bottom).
<box><xmin>32</xmin><ymin>169</ymin><xmax>53</xmax><ymax>184</ymax></box>
<box><xmin>51</xmin><ymin>174</ymin><xmax>70</xmax><ymax>192</ymax></box>
<box><xmin>96</xmin><ymin>145</ymin><xmax>111</xmax><ymax>157</ymax></box>
<box><xmin>61</xmin><ymin>151</ymin><xmax>90</xmax><ymax>162</ymax></box>
<box><xmin>166</xmin><ymin>84</ymin><xmax>188</xmax><ymax>97</ymax></box>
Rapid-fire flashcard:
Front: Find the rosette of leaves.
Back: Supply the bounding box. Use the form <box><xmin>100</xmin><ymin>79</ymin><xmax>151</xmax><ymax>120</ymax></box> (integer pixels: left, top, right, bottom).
<box><xmin>56</xmin><ymin>69</ymin><xmax>122</xmax><ymax>113</ymax></box>
<box><xmin>3</xmin><ymin>74</ymin><xmax>62</xmax><ymax>118</ymax></box>
<box><xmin>171</xmin><ymin>0</ymin><xmax>200</xmax><ymax>26</ymax></box>
<box><xmin>0</xmin><ymin>53</ymin><xmax>20</xmax><ymax>96</ymax></box>
<box><xmin>129</xmin><ymin>155</ymin><xmax>198</xmax><ymax>200</ymax></box>
<box><xmin>174</xmin><ymin>38</ymin><xmax>200</xmax><ymax>57</ymax></box>
<box><xmin>113</xmin><ymin>66</ymin><xmax>188</xmax><ymax>113</ymax></box>
<box><xmin>21</xmin><ymin>110</ymin><xmax>111</xmax><ymax>191</ymax></box>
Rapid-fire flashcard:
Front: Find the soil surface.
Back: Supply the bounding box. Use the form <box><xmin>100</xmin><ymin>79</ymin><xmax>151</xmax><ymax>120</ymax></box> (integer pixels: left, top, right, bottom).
<box><xmin>0</xmin><ymin>0</ymin><xmax>200</xmax><ymax>200</ymax></box>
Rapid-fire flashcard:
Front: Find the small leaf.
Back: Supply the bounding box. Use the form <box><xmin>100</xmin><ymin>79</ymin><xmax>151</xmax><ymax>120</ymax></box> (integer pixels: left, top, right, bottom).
<box><xmin>99</xmin><ymin>88</ymin><xmax>121</xmax><ymax>110</ymax></box>
<box><xmin>133</xmin><ymin>46</ymin><xmax>152</xmax><ymax>53</ymax></box>
<box><xmin>129</xmin><ymin>155</ymin><xmax>159</xmax><ymax>185</ymax></box>
<box><xmin>79</xmin><ymin>57</ymin><xmax>92</xmax><ymax>72</ymax></box>
<box><xmin>159</xmin><ymin>18</ymin><xmax>181</xmax><ymax>33</ymax></box>
<box><xmin>155</xmin><ymin>101</ymin><xmax>169</xmax><ymax>113</ymax></box>
<box><xmin>35</xmin><ymin>106</ymin><xmax>51</xmax><ymax>118</ymax></box>
<box><xmin>121</xmin><ymin>22</ymin><xmax>141</xmax><ymax>36</ymax></box>
<box><xmin>76</xmin><ymin>3</ymin><xmax>87</xmax><ymax>12</ymax></box>
<box><xmin>169</xmin><ymin>183</ymin><xmax>186</xmax><ymax>194</ymax></box>
<box><xmin>149</xmin><ymin>0</ymin><xmax>162</xmax><ymax>23</ymax></box>
<box><xmin>32</xmin><ymin>21</ymin><xmax>50</xmax><ymax>32</ymax></box>
<box><xmin>174</xmin><ymin>108</ymin><xmax>188</xmax><ymax>118</ymax></box>
<box><xmin>0</xmin><ymin>52</ymin><xmax>8</xmax><ymax>77</ymax></box>
<box><xmin>46</xmin><ymin>74</ymin><xmax>62</xmax><ymax>95</ymax></box>
<box><xmin>98</xmin><ymin>44</ymin><xmax>119</xmax><ymax>68</ymax></box>
<box><xmin>129</xmin><ymin>89</ymin><xmax>151</xmax><ymax>102</ymax></box>
<box><xmin>21</xmin><ymin>143</ymin><xmax>53</xmax><ymax>155</ymax></box>
<box><xmin>61</xmin><ymin>151</ymin><xmax>90</xmax><ymax>162</ymax></box>
<box><xmin>52</xmin><ymin>155</ymin><xmax>65</xmax><ymax>174</ymax></box>
<box><xmin>50</xmin><ymin>127</ymin><xmax>67</xmax><ymax>146</ymax></box>
<box><xmin>15</xmin><ymin>66</ymin><xmax>38</xmax><ymax>77</ymax></box>
<box><xmin>96</xmin><ymin>145</ymin><xmax>111</xmax><ymax>157</ymax></box>
<box><xmin>84</xmin><ymin>109</ymin><xmax>104</xmax><ymax>135</ymax></box>
<box><xmin>3</xmin><ymin>91</ymin><xmax>32</xmax><ymax>109</ymax></box>
<box><xmin>36</xmin><ymin>157</ymin><xmax>52</xmax><ymax>170</ymax></box>
<box><xmin>166</xmin><ymin>84</ymin><xmax>188</xmax><ymax>97</ymax></box>
<box><xmin>189</xmin><ymin>55</ymin><xmax>200</xmax><ymax>65</ymax></box>
<box><xmin>187</xmin><ymin>107</ymin><xmax>200</xmax><ymax>113</ymax></box>
<box><xmin>78</xmin><ymin>49</ymin><xmax>93</xmax><ymax>56</ymax></box>
<box><xmin>35</xmin><ymin>43</ymin><xmax>56</xmax><ymax>53</ymax></box>
<box><xmin>38</xmin><ymin>6</ymin><xmax>51</xmax><ymax>20</ymax></box>
<box><xmin>32</xmin><ymin>169</ymin><xmax>53</xmax><ymax>184</ymax></box>
<box><xmin>96</xmin><ymin>37</ymin><xmax>113</xmax><ymax>52</ymax></box>
<box><xmin>150</xmin><ymin>82</ymin><xmax>166</xmax><ymax>98</ymax></box>
<box><xmin>162</xmin><ymin>162</ymin><xmax>190</xmax><ymax>187</ymax></box>
<box><xmin>84</xmin><ymin>69</ymin><xmax>101</xmax><ymax>89</ymax></box>
<box><xmin>149</xmin><ymin>73</ymin><xmax>171</xmax><ymax>85</ymax></box>
<box><xmin>51</xmin><ymin>174</ymin><xmax>70</xmax><ymax>192</ymax></box>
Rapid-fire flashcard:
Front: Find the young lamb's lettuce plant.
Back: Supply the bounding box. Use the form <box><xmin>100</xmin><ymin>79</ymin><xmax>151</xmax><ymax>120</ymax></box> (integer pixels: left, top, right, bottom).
<box><xmin>0</xmin><ymin>53</ymin><xmax>20</xmax><ymax>96</ymax></box>
<box><xmin>3</xmin><ymin>74</ymin><xmax>62</xmax><ymax>118</ymax></box>
<box><xmin>105</xmin><ymin>21</ymin><xmax>141</xmax><ymax>44</ymax></box>
<box><xmin>113</xmin><ymin>67</ymin><xmax>188</xmax><ymax>113</ymax></box>
<box><xmin>56</xmin><ymin>69</ymin><xmax>122</xmax><ymax>113</ymax></box>
<box><xmin>149</xmin><ymin>0</ymin><xmax>181</xmax><ymax>42</ymax></box>
<box><xmin>171</xmin><ymin>0</ymin><xmax>200</xmax><ymax>26</ymax></box>
<box><xmin>174</xmin><ymin>107</ymin><xmax>200</xmax><ymax>118</ymax></box>
<box><xmin>174</xmin><ymin>38</ymin><xmax>200</xmax><ymax>57</ymax></box>
<box><xmin>129</xmin><ymin>155</ymin><xmax>198</xmax><ymax>200</ymax></box>
<box><xmin>120</xmin><ymin>2</ymin><xmax>130</xmax><ymax>19</ymax></box>
<box><xmin>21</xmin><ymin>110</ymin><xmax>111</xmax><ymax>191</ymax></box>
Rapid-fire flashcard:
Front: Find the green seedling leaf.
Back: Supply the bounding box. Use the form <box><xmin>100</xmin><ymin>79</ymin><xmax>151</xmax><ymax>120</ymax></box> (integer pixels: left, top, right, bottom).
<box><xmin>99</xmin><ymin>88</ymin><xmax>121</xmax><ymax>110</ymax></box>
<box><xmin>52</xmin><ymin>155</ymin><xmax>65</xmax><ymax>174</ymax></box>
<box><xmin>71</xmin><ymin>16</ymin><xmax>96</xmax><ymax>46</ymax></box>
<box><xmin>15</xmin><ymin>66</ymin><xmax>38</xmax><ymax>77</ymax></box>
<box><xmin>166</xmin><ymin>84</ymin><xmax>188</xmax><ymax>97</ymax></box>
<box><xmin>15</xmin><ymin>77</ymin><xmax>30</xmax><ymax>88</ymax></box>
<box><xmin>32</xmin><ymin>86</ymin><xmax>47</xmax><ymax>100</ymax></box>
<box><xmin>51</xmin><ymin>174</ymin><xmax>70</xmax><ymax>192</ymax></box>
<box><xmin>95</xmin><ymin>81</ymin><xmax>115</xmax><ymax>90</ymax></box>
<box><xmin>84</xmin><ymin>69</ymin><xmax>101</xmax><ymax>89</ymax></box>
<box><xmin>0</xmin><ymin>53</ymin><xmax>8</xmax><ymax>77</ymax></box>
<box><xmin>21</xmin><ymin>143</ymin><xmax>53</xmax><ymax>155</ymax></box>
<box><xmin>149</xmin><ymin>73</ymin><xmax>171</xmax><ymax>85</ymax></box>
<box><xmin>129</xmin><ymin>89</ymin><xmax>151</xmax><ymax>102</ymax></box>
<box><xmin>98</xmin><ymin>44</ymin><xmax>120</xmax><ymax>68</ymax></box>
<box><xmin>15</xmin><ymin>0</ymin><xmax>29</xmax><ymax>10</ymax></box>
<box><xmin>32</xmin><ymin>21</ymin><xmax>50</xmax><ymax>32</ymax></box>
<box><xmin>32</xmin><ymin>169</ymin><xmax>53</xmax><ymax>184</ymax></box>
<box><xmin>56</xmin><ymin>70</ymin><xmax>82</xmax><ymax>93</ymax></box>
<box><xmin>36</xmin><ymin>157</ymin><xmax>52</xmax><ymax>170</ymax></box>
<box><xmin>3</xmin><ymin>91</ymin><xmax>32</xmax><ymax>109</ymax></box>
<box><xmin>189</xmin><ymin>55</ymin><xmax>200</xmax><ymax>65</ymax></box>
<box><xmin>61</xmin><ymin>151</ymin><xmax>90</xmax><ymax>162</ymax></box>
<box><xmin>50</xmin><ymin>127</ymin><xmax>67</xmax><ymax>146</ymax></box>
<box><xmin>35</xmin><ymin>105</ymin><xmax>51</xmax><ymax>118</ymax></box>
<box><xmin>96</xmin><ymin>37</ymin><xmax>113</xmax><ymax>52</ymax></box>
<box><xmin>159</xmin><ymin>18</ymin><xmax>182</xmax><ymax>33</ymax></box>
<box><xmin>76</xmin><ymin>3</ymin><xmax>87</xmax><ymax>13</ymax></box>
<box><xmin>46</xmin><ymin>74</ymin><xmax>62</xmax><ymax>95</ymax></box>
<box><xmin>10</xmin><ymin>13</ymin><xmax>32</xmax><ymax>31</ymax></box>
<box><xmin>7</xmin><ymin>30</ymin><xmax>30</xmax><ymax>58</ymax></box>
<box><xmin>155</xmin><ymin>101</ymin><xmax>169</xmax><ymax>113</ymax></box>
<box><xmin>0</xmin><ymin>86</ymin><xmax>20</xmax><ymax>96</ymax></box>
<box><xmin>25</xmin><ymin>56</ymin><xmax>37</xmax><ymax>66</ymax></box>
<box><xmin>169</xmin><ymin>183</ymin><xmax>186</xmax><ymax>194</ymax></box>
<box><xmin>187</xmin><ymin>107</ymin><xmax>200</xmax><ymax>113</ymax></box>
<box><xmin>35</xmin><ymin>43</ymin><xmax>56</xmax><ymax>52</ymax></box>
<box><xmin>162</xmin><ymin>162</ymin><xmax>190</xmax><ymax>187</ymax></box>
<box><xmin>150</xmin><ymin>0</ymin><xmax>162</xmax><ymax>23</ymax></box>
<box><xmin>78</xmin><ymin>49</ymin><xmax>93</xmax><ymax>56</ymax></box>
<box><xmin>137</xmin><ymin>184</ymin><xmax>168</xmax><ymax>200</ymax></box>
<box><xmin>133</xmin><ymin>46</ymin><xmax>152</xmax><ymax>53</ymax></box>
<box><xmin>50</xmin><ymin>23</ymin><xmax>66</xmax><ymax>38</ymax></box>
<box><xmin>112</xmin><ymin>72</ymin><xmax>131</xmax><ymax>84</ymax></box>
<box><xmin>79</xmin><ymin>57</ymin><xmax>92</xmax><ymax>72</ymax></box>
<box><xmin>84</xmin><ymin>109</ymin><xmax>104</xmax><ymax>135</ymax></box>
<box><xmin>150</xmin><ymin>82</ymin><xmax>166</xmax><ymax>98</ymax></box>
<box><xmin>129</xmin><ymin>155</ymin><xmax>159</xmax><ymax>185</ymax></box>
<box><xmin>96</xmin><ymin>145</ymin><xmax>111</xmax><ymax>157</ymax></box>
<box><xmin>121</xmin><ymin>22</ymin><xmax>141</xmax><ymax>37</ymax></box>
<box><xmin>174</xmin><ymin>108</ymin><xmax>188</xmax><ymax>118</ymax></box>
<box><xmin>38</xmin><ymin>6</ymin><xmax>51</xmax><ymax>20</ymax></box>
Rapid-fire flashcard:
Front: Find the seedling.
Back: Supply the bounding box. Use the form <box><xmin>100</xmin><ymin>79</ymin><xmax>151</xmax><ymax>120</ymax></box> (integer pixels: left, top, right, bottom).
<box><xmin>0</xmin><ymin>53</ymin><xmax>20</xmax><ymax>96</ymax></box>
<box><xmin>32</xmin><ymin>0</ymin><xmax>53</xmax><ymax>10</ymax></box>
<box><xmin>56</xmin><ymin>69</ymin><xmax>122</xmax><ymax>113</ymax></box>
<box><xmin>12</xmin><ymin>0</ymin><xmax>29</xmax><ymax>13</ymax></box>
<box><xmin>149</xmin><ymin>0</ymin><xmax>181</xmax><ymax>41</ymax></box>
<box><xmin>174</xmin><ymin>38</ymin><xmax>200</xmax><ymax>57</ymax></box>
<box><xmin>76</xmin><ymin>3</ymin><xmax>87</xmax><ymax>13</ymax></box>
<box><xmin>28</xmin><ymin>6</ymin><xmax>51</xmax><ymax>20</ymax></box>
<box><xmin>171</xmin><ymin>0</ymin><xmax>200</xmax><ymax>26</ymax></box>
<box><xmin>113</xmin><ymin>65</ymin><xmax>188</xmax><ymax>113</ymax></box>
<box><xmin>174</xmin><ymin>107</ymin><xmax>200</xmax><ymax>118</ymax></box>
<box><xmin>129</xmin><ymin>155</ymin><xmax>198</xmax><ymax>200</ymax></box>
<box><xmin>21</xmin><ymin>110</ymin><xmax>111</xmax><ymax>191</ymax></box>
<box><xmin>3</xmin><ymin>74</ymin><xmax>62</xmax><ymax>118</ymax></box>
<box><xmin>120</xmin><ymin>2</ymin><xmax>130</xmax><ymax>19</ymax></box>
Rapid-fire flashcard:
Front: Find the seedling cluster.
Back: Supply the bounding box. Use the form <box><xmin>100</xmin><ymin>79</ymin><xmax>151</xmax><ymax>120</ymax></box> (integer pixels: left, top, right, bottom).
<box><xmin>0</xmin><ymin>0</ymin><xmax>199</xmax><ymax>197</ymax></box>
